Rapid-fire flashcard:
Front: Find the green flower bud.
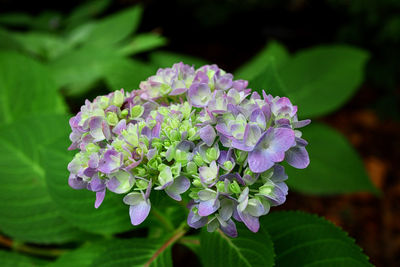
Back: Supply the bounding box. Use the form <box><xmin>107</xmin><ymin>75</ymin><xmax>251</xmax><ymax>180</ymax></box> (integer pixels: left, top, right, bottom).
<box><xmin>192</xmin><ymin>179</ymin><xmax>202</xmax><ymax>187</ymax></box>
<box><xmin>223</xmin><ymin>160</ymin><xmax>233</xmax><ymax>170</ymax></box>
<box><xmin>98</xmin><ymin>96</ymin><xmax>109</xmax><ymax>109</ymax></box>
<box><xmin>136</xmin><ymin>179</ymin><xmax>148</xmax><ymax>190</ymax></box>
<box><xmin>181</xmin><ymin>102</ymin><xmax>192</xmax><ymax>119</ymax></box>
<box><xmin>106</xmin><ymin>112</ymin><xmax>119</xmax><ymax>126</ymax></box>
<box><xmin>188</xmin><ymin>191</ymin><xmax>199</xmax><ymax>200</ymax></box>
<box><xmin>111</xmin><ymin>90</ymin><xmax>124</xmax><ymax>107</ymax></box>
<box><xmin>216</xmin><ymin>181</ymin><xmax>225</xmax><ymax>193</ymax></box>
<box><xmin>120</xmin><ymin>109</ymin><xmax>129</xmax><ymax>118</ymax></box>
<box><xmin>244</xmin><ymin>168</ymin><xmax>253</xmax><ymax>176</ymax></box>
<box><xmin>170</xmin><ymin>129</ymin><xmax>180</xmax><ymax>142</ymax></box>
<box><xmin>134</xmin><ymin>167</ymin><xmax>146</xmax><ymax>177</ymax></box>
<box><xmin>188</xmin><ymin>128</ymin><xmax>198</xmax><ymax>140</ymax></box>
<box><xmin>235</xmin><ymin>150</ymin><xmax>247</xmax><ymax>164</ymax></box>
<box><xmin>229</xmin><ymin>180</ymin><xmax>241</xmax><ymax>194</ymax></box>
<box><xmin>193</xmin><ymin>154</ymin><xmax>205</xmax><ymax>166</ymax></box>
<box><xmin>175</xmin><ymin>150</ymin><xmax>188</xmax><ymax>165</ymax></box>
<box><xmin>148</xmin><ymin>158</ymin><xmax>160</xmax><ymax>170</ymax></box>
<box><xmin>158</xmin><ymin>166</ymin><xmax>173</xmax><ymax>186</ymax></box>
<box><xmin>259</xmin><ymin>184</ymin><xmax>274</xmax><ymax>195</ymax></box>
<box><xmin>206</xmin><ymin>147</ymin><xmax>218</xmax><ymax>162</ymax></box>
<box><xmin>171</xmin><ymin>163</ymin><xmax>181</xmax><ymax>177</ymax></box>
<box><xmin>86</xmin><ymin>143</ymin><xmax>100</xmax><ymax>153</ymax></box>
<box><xmin>186</xmin><ymin>162</ymin><xmax>197</xmax><ymax>174</ymax></box>
<box><xmin>130</xmin><ymin>105</ymin><xmax>144</xmax><ymax>118</ymax></box>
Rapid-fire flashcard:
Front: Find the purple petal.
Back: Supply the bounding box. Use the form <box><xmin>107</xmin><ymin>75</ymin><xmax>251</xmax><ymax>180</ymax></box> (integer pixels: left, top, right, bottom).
<box><xmin>286</xmin><ymin>146</ymin><xmax>310</xmax><ymax>169</ymax></box>
<box><xmin>87</xmin><ymin>176</ymin><xmax>106</xmax><ymax>192</ymax></box>
<box><xmin>188</xmin><ymin>83</ymin><xmax>211</xmax><ymax>107</ymax></box>
<box><xmin>112</xmin><ymin>119</ymin><xmax>126</xmax><ymax>135</ymax></box>
<box><xmin>270</xmin><ymin>165</ymin><xmax>288</xmax><ymax>182</ymax></box>
<box><xmin>293</xmin><ymin>119</ymin><xmax>311</xmax><ymax>128</ymax></box>
<box><xmin>89</xmin><ymin>117</ymin><xmax>107</xmax><ymax>142</ymax></box>
<box><xmin>187</xmin><ymin>209</ymin><xmax>208</xmax><ymax>229</ymax></box>
<box><xmin>98</xmin><ymin>149</ymin><xmax>122</xmax><ymax>174</ymax></box>
<box><xmin>169</xmin><ymin>88</ymin><xmax>188</xmax><ymax>95</ymax></box>
<box><xmin>220</xmin><ymin>219</ymin><xmax>237</xmax><ymax>238</ymax></box>
<box><xmin>95</xmin><ymin>190</ymin><xmax>106</xmax><ymax>209</ymax></box>
<box><xmin>248</xmin><ymin>149</ymin><xmax>275</xmax><ymax>173</ymax></box>
<box><xmin>237</xmin><ymin>209</ymin><xmax>260</xmax><ymax>233</ymax></box>
<box><xmin>198</xmin><ymin>198</ymin><xmax>220</xmax><ymax>216</ymax></box>
<box><xmin>165</xmin><ymin>176</ymin><xmax>190</xmax><ymax>201</ymax></box>
<box><xmin>68</xmin><ymin>174</ymin><xmax>87</xmax><ymax>189</ymax></box>
<box><xmin>199</xmin><ymin>125</ymin><xmax>216</xmax><ymax>146</ymax></box>
<box><xmin>129</xmin><ymin>200</ymin><xmax>151</xmax><ymax>226</ymax></box>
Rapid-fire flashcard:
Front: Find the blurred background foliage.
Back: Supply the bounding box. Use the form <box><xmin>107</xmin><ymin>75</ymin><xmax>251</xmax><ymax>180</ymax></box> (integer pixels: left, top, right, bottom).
<box><xmin>0</xmin><ymin>0</ymin><xmax>399</xmax><ymax>266</ymax></box>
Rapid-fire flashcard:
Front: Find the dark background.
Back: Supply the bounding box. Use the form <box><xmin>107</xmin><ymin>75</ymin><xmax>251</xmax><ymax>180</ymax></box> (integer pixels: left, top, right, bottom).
<box><xmin>1</xmin><ymin>0</ymin><xmax>399</xmax><ymax>265</ymax></box>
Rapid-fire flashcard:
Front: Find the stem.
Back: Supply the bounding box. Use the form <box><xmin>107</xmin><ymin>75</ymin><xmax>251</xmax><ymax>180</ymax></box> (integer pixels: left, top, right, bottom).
<box><xmin>0</xmin><ymin>235</ymin><xmax>67</xmax><ymax>258</ymax></box>
<box><xmin>179</xmin><ymin>236</ymin><xmax>200</xmax><ymax>246</ymax></box>
<box><xmin>144</xmin><ymin>223</ymin><xmax>187</xmax><ymax>267</ymax></box>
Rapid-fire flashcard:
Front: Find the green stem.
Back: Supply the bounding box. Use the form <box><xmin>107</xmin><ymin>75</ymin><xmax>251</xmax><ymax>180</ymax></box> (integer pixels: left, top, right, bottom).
<box><xmin>144</xmin><ymin>223</ymin><xmax>188</xmax><ymax>267</ymax></box>
<box><xmin>0</xmin><ymin>235</ymin><xmax>67</xmax><ymax>258</ymax></box>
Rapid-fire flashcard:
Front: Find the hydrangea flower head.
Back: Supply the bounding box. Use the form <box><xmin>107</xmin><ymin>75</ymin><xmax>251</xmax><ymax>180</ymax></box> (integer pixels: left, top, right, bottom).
<box><xmin>68</xmin><ymin>62</ymin><xmax>310</xmax><ymax>237</ymax></box>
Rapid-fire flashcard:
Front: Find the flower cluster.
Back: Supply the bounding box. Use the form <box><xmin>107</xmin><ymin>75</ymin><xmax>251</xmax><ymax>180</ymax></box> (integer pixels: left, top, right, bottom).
<box><xmin>68</xmin><ymin>62</ymin><xmax>310</xmax><ymax>237</ymax></box>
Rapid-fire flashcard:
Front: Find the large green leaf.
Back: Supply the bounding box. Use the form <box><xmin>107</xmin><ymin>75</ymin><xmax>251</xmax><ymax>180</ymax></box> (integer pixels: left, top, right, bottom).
<box><xmin>0</xmin><ymin>52</ymin><xmax>66</xmax><ymax>125</ymax></box>
<box><xmin>117</xmin><ymin>33</ymin><xmax>167</xmax><ymax>56</ymax></box>
<box><xmin>65</xmin><ymin>0</ymin><xmax>111</xmax><ymax>30</ymax></box>
<box><xmin>0</xmin><ymin>115</ymin><xmax>84</xmax><ymax>243</ymax></box>
<box><xmin>85</xmin><ymin>6</ymin><xmax>142</xmax><ymax>46</ymax></box>
<box><xmin>235</xmin><ymin>41</ymin><xmax>289</xmax><ymax>80</ymax></box>
<box><xmin>49</xmin><ymin>242</ymin><xmax>108</xmax><ymax>267</ymax></box>
<box><xmin>43</xmin><ymin>134</ymin><xmax>133</xmax><ymax>235</ymax></box>
<box><xmin>150</xmin><ymin>51</ymin><xmax>209</xmax><ymax>69</ymax></box>
<box><xmin>0</xmin><ymin>250</ymin><xmax>48</xmax><ymax>267</ymax></box>
<box><xmin>200</xmin><ymin>225</ymin><xmax>275</xmax><ymax>267</ymax></box>
<box><xmin>103</xmin><ymin>58</ymin><xmax>155</xmax><ymax>91</ymax></box>
<box><xmin>262</xmin><ymin>211</ymin><xmax>371</xmax><ymax>266</ymax></box>
<box><xmin>0</xmin><ymin>12</ymin><xmax>33</xmax><ymax>27</ymax></box>
<box><xmin>280</xmin><ymin>46</ymin><xmax>369</xmax><ymax>118</ymax></box>
<box><xmin>49</xmin><ymin>46</ymin><xmax>116</xmax><ymax>95</ymax></box>
<box><xmin>11</xmin><ymin>32</ymin><xmax>71</xmax><ymax>60</ymax></box>
<box><xmin>249</xmin><ymin>57</ymin><xmax>288</xmax><ymax>97</ymax></box>
<box><xmin>90</xmin><ymin>235</ymin><xmax>182</xmax><ymax>266</ymax></box>
<box><xmin>286</xmin><ymin>122</ymin><xmax>378</xmax><ymax>195</ymax></box>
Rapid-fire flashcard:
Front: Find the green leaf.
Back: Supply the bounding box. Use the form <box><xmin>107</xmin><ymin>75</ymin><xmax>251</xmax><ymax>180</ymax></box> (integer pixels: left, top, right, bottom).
<box><xmin>200</xmin><ymin>225</ymin><xmax>275</xmax><ymax>267</ymax></box>
<box><xmin>103</xmin><ymin>58</ymin><xmax>155</xmax><ymax>91</ymax></box>
<box><xmin>286</xmin><ymin>122</ymin><xmax>378</xmax><ymax>195</ymax></box>
<box><xmin>85</xmin><ymin>6</ymin><xmax>143</xmax><ymax>46</ymax></box>
<box><xmin>235</xmin><ymin>40</ymin><xmax>289</xmax><ymax>80</ymax></box>
<box><xmin>118</xmin><ymin>33</ymin><xmax>167</xmax><ymax>56</ymax></box>
<box><xmin>0</xmin><ymin>12</ymin><xmax>33</xmax><ymax>27</ymax></box>
<box><xmin>0</xmin><ymin>115</ymin><xmax>85</xmax><ymax>243</ymax></box>
<box><xmin>150</xmin><ymin>51</ymin><xmax>208</xmax><ymax>69</ymax></box>
<box><xmin>90</xmin><ymin>231</ymin><xmax>186</xmax><ymax>267</ymax></box>
<box><xmin>0</xmin><ymin>250</ymin><xmax>48</xmax><ymax>267</ymax></box>
<box><xmin>65</xmin><ymin>0</ymin><xmax>111</xmax><ymax>30</ymax></box>
<box><xmin>11</xmin><ymin>32</ymin><xmax>71</xmax><ymax>60</ymax></box>
<box><xmin>280</xmin><ymin>45</ymin><xmax>369</xmax><ymax>118</ymax></box>
<box><xmin>49</xmin><ymin>46</ymin><xmax>116</xmax><ymax>95</ymax></box>
<box><xmin>0</xmin><ymin>27</ymin><xmax>23</xmax><ymax>51</ymax></box>
<box><xmin>249</xmin><ymin>57</ymin><xmax>288</xmax><ymax>97</ymax></box>
<box><xmin>261</xmin><ymin>211</ymin><xmax>371</xmax><ymax>266</ymax></box>
<box><xmin>43</xmin><ymin>134</ymin><xmax>133</xmax><ymax>235</ymax></box>
<box><xmin>49</xmin><ymin>242</ymin><xmax>108</xmax><ymax>267</ymax></box>
<box><xmin>0</xmin><ymin>52</ymin><xmax>66</xmax><ymax>125</ymax></box>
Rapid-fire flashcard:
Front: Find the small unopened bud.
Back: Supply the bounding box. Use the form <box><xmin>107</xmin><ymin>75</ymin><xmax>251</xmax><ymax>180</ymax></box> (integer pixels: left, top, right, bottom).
<box><xmin>229</xmin><ymin>181</ymin><xmax>241</xmax><ymax>194</ymax></box>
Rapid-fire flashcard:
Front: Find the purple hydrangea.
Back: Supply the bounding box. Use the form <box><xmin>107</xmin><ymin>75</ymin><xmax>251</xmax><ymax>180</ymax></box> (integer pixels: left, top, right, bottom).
<box><xmin>67</xmin><ymin>62</ymin><xmax>310</xmax><ymax>237</ymax></box>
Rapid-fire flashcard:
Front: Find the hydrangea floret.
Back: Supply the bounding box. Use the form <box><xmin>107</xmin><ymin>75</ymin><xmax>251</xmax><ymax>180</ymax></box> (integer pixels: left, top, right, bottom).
<box><xmin>68</xmin><ymin>62</ymin><xmax>310</xmax><ymax>237</ymax></box>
